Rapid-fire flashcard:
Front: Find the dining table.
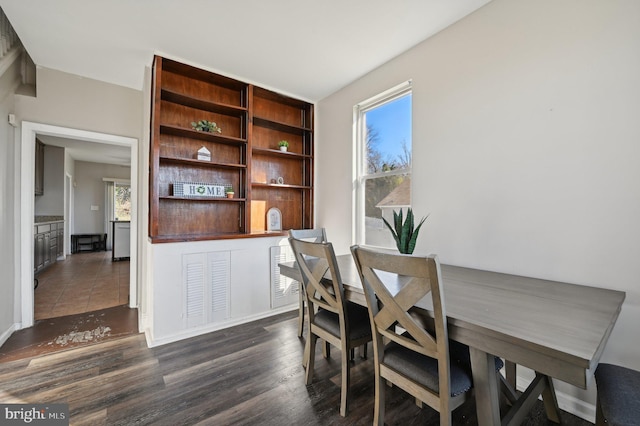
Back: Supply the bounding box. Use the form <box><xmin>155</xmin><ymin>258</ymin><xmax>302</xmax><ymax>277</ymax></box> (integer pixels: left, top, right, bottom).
<box><xmin>279</xmin><ymin>253</ymin><xmax>625</xmax><ymax>426</ymax></box>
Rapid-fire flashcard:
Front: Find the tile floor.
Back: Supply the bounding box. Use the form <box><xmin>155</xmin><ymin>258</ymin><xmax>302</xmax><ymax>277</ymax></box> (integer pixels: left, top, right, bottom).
<box><xmin>34</xmin><ymin>250</ymin><xmax>130</xmax><ymax>320</ymax></box>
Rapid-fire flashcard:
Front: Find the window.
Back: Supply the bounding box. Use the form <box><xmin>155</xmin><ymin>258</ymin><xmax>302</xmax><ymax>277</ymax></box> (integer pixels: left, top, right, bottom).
<box><xmin>354</xmin><ymin>82</ymin><xmax>412</xmax><ymax>248</ymax></box>
<box><xmin>114</xmin><ymin>183</ymin><xmax>131</xmax><ymax>221</ymax></box>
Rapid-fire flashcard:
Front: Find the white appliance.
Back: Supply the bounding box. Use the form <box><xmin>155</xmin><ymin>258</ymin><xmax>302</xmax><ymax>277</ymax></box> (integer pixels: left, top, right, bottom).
<box><xmin>112</xmin><ymin>221</ymin><xmax>130</xmax><ymax>260</ymax></box>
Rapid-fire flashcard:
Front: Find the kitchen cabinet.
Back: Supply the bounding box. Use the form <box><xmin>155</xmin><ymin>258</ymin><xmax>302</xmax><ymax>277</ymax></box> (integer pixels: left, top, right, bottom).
<box><xmin>34</xmin><ymin>220</ymin><xmax>64</xmax><ymax>275</ymax></box>
<box><xmin>57</xmin><ymin>225</ymin><xmax>64</xmax><ymax>258</ymax></box>
<box><xmin>34</xmin><ymin>231</ymin><xmax>45</xmax><ymax>272</ymax></box>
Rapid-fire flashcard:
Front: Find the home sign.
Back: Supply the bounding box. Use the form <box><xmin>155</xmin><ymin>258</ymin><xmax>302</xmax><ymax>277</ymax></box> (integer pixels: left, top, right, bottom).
<box><xmin>173</xmin><ymin>182</ymin><xmax>226</xmax><ymax>198</ymax></box>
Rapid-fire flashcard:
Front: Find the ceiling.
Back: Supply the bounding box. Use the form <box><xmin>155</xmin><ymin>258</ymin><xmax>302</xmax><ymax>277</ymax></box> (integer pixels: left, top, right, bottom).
<box><xmin>36</xmin><ymin>135</ymin><xmax>132</xmax><ymax>166</ymax></box>
<box><xmin>1</xmin><ymin>0</ymin><xmax>491</xmax><ymax>164</ymax></box>
<box><xmin>1</xmin><ymin>0</ymin><xmax>491</xmax><ymax>102</ymax></box>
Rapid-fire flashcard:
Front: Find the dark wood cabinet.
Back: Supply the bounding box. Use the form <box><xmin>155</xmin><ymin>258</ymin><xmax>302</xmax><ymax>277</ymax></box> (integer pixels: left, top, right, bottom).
<box><xmin>34</xmin><ymin>221</ymin><xmax>64</xmax><ymax>275</ymax></box>
<box><xmin>34</xmin><ymin>139</ymin><xmax>44</xmax><ymax>195</ymax></box>
<box><xmin>150</xmin><ymin>56</ymin><xmax>314</xmax><ymax>243</ymax></box>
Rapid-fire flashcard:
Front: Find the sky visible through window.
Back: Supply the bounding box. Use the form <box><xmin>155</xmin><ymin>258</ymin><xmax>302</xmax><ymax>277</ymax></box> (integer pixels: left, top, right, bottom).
<box><xmin>366</xmin><ymin>94</ymin><xmax>411</xmax><ymax>163</ymax></box>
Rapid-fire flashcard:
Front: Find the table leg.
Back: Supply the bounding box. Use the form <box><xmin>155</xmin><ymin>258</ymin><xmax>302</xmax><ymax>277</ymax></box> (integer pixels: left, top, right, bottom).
<box><xmin>500</xmin><ymin>372</ymin><xmax>561</xmax><ymax>426</ymax></box>
<box><xmin>505</xmin><ymin>360</ymin><xmax>517</xmax><ymax>389</ymax></box>
<box><xmin>470</xmin><ymin>347</ymin><xmax>501</xmax><ymax>426</ymax></box>
<box><xmin>541</xmin><ymin>375</ymin><xmax>561</xmax><ymax>423</ymax></box>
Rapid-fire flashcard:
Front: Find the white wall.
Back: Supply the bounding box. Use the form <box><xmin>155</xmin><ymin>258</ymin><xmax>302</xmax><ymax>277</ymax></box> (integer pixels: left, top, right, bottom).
<box><xmin>34</xmin><ymin>144</ymin><xmax>64</xmax><ymax>215</ymax></box>
<box><xmin>316</xmin><ymin>0</ymin><xmax>640</xmax><ymax>419</ymax></box>
<box><xmin>15</xmin><ymin>68</ymin><xmax>142</xmax><ymax>135</ymax></box>
<box><xmin>0</xmin><ymin>51</ymin><xmax>21</xmax><ymax>345</ymax></box>
<box><xmin>73</xmin><ymin>161</ymin><xmax>131</xmax><ymax>234</ymax></box>
<box><xmin>9</xmin><ymin>67</ymin><xmax>143</xmax><ymax>329</ymax></box>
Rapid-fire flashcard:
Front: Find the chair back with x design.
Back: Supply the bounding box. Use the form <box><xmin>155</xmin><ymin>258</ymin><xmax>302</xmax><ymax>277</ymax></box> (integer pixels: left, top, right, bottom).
<box><xmin>351</xmin><ymin>245</ymin><xmax>470</xmax><ymax>425</ymax></box>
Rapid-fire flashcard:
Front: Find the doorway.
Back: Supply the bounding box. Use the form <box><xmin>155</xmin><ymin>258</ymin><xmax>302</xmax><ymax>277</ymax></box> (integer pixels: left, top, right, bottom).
<box><xmin>19</xmin><ymin>122</ymin><xmax>138</xmax><ymax>329</ymax></box>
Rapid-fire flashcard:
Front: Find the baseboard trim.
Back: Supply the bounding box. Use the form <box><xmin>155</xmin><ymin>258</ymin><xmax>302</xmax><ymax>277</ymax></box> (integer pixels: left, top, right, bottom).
<box><xmin>144</xmin><ymin>305</ymin><xmax>297</xmax><ymax>348</ymax></box>
<box><xmin>0</xmin><ymin>323</ymin><xmax>19</xmax><ymax>348</ymax></box>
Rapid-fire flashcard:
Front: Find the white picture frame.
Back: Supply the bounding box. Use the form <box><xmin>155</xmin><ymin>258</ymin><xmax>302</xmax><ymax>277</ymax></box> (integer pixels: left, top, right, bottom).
<box><xmin>267</xmin><ymin>207</ymin><xmax>282</xmax><ymax>231</ymax></box>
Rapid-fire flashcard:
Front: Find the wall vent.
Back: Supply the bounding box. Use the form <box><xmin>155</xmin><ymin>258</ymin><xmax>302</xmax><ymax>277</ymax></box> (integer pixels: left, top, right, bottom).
<box><xmin>270</xmin><ymin>245</ymin><xmax>298</xmax><ymax>309</ymax></box>
<box><xmin>183</xmin><ymin>251</ymin><xmax>230</xmax><ymax>327</ymax></box>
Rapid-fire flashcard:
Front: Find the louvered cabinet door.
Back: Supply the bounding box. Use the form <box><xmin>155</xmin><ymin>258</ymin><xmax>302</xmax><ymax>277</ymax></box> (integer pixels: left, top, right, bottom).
<box><xmin>270</xmin><ymin>245</ymin><xmax>299</xmax><ymax>309</ymax></box>
<box><xmin>183</xmin><ymin>251</ymin><xmax>231</xmax><ymax>328</ymax></box>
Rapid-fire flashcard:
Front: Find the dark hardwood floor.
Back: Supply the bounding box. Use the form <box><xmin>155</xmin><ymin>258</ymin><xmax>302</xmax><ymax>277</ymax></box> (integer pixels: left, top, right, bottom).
<box><xmin>0</xmin><ymin>304</ymin><xmax>138</xmax><ymax>362</ymax></box>
<box><xmin>0</xmin><ymin>310</ymin><xmax>592</xmax><ymax>425</ymax></box>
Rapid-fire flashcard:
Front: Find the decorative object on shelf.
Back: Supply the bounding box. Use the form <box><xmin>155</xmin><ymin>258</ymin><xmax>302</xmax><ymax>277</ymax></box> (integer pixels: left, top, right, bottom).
<box><xmin>276</xmin><ymin>176</ymin><xmax>284</xmax><ymax>185</ymax></box>
<box><xmin>173</xmin><ymin>182</ymin><xmax>227</xmax><ymax>198</ymax></box>
<box><xmin>196</xmin><ymin>146</ymin><xmax>211</xmax><ymax>161</ymax></box>
<box><xmin>191</xmin><ymin>120</ymin><xmax>222</xmax><ymax>134</ymax></box>
<box><xmin>382</xmin><ymin>208</ymin><xmax>428</xmax><ymax>254</ymax></box>
<box><xmin>278</xmin><ymin>140</ymin><xmax>289</xmax><ymax>152</ymax></box>
<box><xmin>267</xmin><ymin>207</ymin><xmax>282</xmax><ymax>231</ymax></box>
<box><xmin>225</xmin><ymin>187</ymin><xmax>235</xmax><ymax>198</ymax></box>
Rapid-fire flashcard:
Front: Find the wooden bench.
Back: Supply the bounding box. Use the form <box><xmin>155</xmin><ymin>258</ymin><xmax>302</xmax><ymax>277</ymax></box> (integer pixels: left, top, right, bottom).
<box><xmin>71</xmin><ymin>234</ymin><xmax>106</xmax><ymax>253</ymax></box>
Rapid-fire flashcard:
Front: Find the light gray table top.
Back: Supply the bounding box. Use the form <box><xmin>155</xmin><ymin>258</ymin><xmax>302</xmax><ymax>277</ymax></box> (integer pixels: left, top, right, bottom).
<box><xmin>280</xmin><ymin>254</ymin><xmax>625</xmax><ymax>389</ymax></box>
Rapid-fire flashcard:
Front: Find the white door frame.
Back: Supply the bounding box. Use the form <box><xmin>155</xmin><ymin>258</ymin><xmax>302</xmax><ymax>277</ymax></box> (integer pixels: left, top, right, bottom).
<box><xmin>19</xmin><ymin>121</ymin><xmax>138</xmax><ymax>328</ymax></box>
<box><xmin>64</xmin><ymin>172</ymin><xmax>74</xmax><ymax>256</ymax></box>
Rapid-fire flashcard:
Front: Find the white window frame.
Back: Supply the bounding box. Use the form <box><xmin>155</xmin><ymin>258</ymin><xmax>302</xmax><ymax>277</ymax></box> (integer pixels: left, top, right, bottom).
<box><xmin>353</xmin><ymin>81</ymin><xmax>412</xmax><ymax>246</ymax></box>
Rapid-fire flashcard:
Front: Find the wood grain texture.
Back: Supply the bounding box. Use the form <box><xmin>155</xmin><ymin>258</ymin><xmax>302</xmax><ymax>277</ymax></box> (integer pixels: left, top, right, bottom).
<box><xmin>280</xmin><ymin>255</ymin><xmax>625</xmax><ymax>389</ymax></box>
<box><xmin>150</xmin><ymin>56</ymin><xmax>314</xmax><ymax>242</ymax></box>
<box><xmin>0</xmin><ymin>311</ymin><xmax>595</xmax><ymax>425</ymax></box>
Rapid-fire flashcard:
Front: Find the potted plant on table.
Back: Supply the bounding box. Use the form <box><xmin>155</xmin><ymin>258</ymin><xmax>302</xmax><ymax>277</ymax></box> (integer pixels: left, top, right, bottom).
<box><xmin>382</xmin><ymin>208</ymin><xmax>427</xmax><ymax>254</ymax></box>
<box><xmin>278</xmin><ymin>140</ymin><xmax>289</xmax><ymax>152</ymax></box>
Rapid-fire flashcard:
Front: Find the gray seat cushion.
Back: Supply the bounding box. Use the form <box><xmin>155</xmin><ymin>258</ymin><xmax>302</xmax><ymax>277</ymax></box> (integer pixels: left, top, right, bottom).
<box><xmin>383</xmin><ymin>341</ymin><xmax>473</xmax><ymax>397</ymax></box>
<box><xmin>448</xmin><ymin>339</ymin><xmax>505</xmax><ymax>374</ymax></box>
<box><xmin>595</xmin><ymin>363</ymin><xmax>640</xmax><ymax>426</ymax></box>
<box><xmin>314</xmin><ymin>302</ymin><xmax>372</xmax><ymax>341</ymax></box>
<box><xmin>382</xmin><ymin>334</ymin><xmax>503</xmax><ymax>397</ymax></box>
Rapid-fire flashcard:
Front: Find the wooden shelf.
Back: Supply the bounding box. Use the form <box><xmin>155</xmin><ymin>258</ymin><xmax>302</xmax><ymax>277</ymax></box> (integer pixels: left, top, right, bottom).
<box><xmin>150</xmin><ymin>55</ymin><xmax>313</xmax><ymax>242</ymax></box>
<box><xmin>251</xmin><ymin>147</ymin><xmax>311</xmax><ymax>159</ymax></box>
<box><xmin>252</xmin><ymin>116</ymin><xmax>312</xmax><ymax>135</ymax></box>
<box><xmin>162</xmin><ymin>58</ymin><xmax>248</xmax><ymax>95</ymax></box>
<box><xmin>159</xmin><ymin>156</ymin><xmax>246</xmax><ymax>170</ymax></box>
<box><xmin>160</xmin><ymin>195</ymin><xmax>245</xmax><ymax>201</ymax></box>
<box><xmin>161</xmin><ymin>89</ymin><xmax>247</xmax><ymax>117</ymax></box>
<box><xmin>149</xmin><ymin>230</ymin><xmax>288</xmax><ymax>244</ymax></box>
<box><xmin>159</xmin><ymin>124</ymin><xmax>246</xmax><ymax>145</ymax></box>
<box><xmin>251</xmin><ymin>183</ymin><xmax>312</xmax><ymax>190</ymax></box>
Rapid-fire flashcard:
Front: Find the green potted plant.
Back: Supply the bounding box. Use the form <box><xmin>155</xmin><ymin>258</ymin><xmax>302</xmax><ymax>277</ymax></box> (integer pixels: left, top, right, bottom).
<box><xmin>278</xmin><ymin>140</ymin><xmax>289</xmax><ymax>152</ymax></box>
<box><xmin>191</xmin><ymin>120</ymin><xmax>222</xmax><ymax>134</ymax></box>
<box><xmin>225</xmin><ymin>187</ymin><xmax>235</xmax><ymax>198</ymax></box>
<box><xmin>382</xmin><ymin>208</ymin><xmax>427</xmax><ymax>254</ymax></box>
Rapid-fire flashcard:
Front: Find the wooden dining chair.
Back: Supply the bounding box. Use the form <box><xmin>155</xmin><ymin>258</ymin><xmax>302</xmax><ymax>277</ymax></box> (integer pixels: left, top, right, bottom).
<box><xmin>595</xmin><ymin>363</ymin><xmax>640</xmax><ymax>426</ymax></box>
<box><xmin>289</xmin><ymin>237</ymin><xmax>372</xmax><ymax>417</ymax></box>
<box><xmin>289</xmin><ymin>228</ymin><xmax>327</xmax><ymax>337</ymax></box>
<box><xmin>351</xmin><ymin>245</ymin><xmax>476</xmax><ymax>426</ymax></box>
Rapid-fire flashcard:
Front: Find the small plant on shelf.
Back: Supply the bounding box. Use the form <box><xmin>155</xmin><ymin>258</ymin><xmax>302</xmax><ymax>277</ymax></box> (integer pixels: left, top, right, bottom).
<box><xmin>191</xmin><ymin>120</ymin><xmax>222</xmax><ymax>134</ymax></box>
<box><xmin>225</xmin><ymin>187</ymin><xmax>235</xmax><ymax>198</ymax></box>
<box><xmin>278</xmin><ymin>140</ymin><xmax>289</xmax><ymax>151</ymax></box>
